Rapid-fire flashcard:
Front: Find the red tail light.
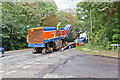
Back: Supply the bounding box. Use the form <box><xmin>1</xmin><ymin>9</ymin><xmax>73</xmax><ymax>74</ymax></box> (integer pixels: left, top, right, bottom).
<box><xmin>2</xmin><ymin>48</ymin><xmax>5</xmax><ymax>50</ymax></box>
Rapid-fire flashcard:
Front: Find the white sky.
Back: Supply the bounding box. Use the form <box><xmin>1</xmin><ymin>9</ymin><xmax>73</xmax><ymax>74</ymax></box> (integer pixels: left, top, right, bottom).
<box><xmin>54</xmin><ymin>0</ymin><xmax>81</xmax><ymax>10</ymax></box>
<box><xmin>54</xmin><ymin>0</ymin><xmax>115</xmax><ymax>10</ymax></box>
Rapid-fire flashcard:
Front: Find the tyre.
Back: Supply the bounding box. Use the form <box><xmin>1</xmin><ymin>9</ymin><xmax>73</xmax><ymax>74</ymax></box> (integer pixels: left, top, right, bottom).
<box><xmin>42</xmin><ymin>48</ymin><xmax>46</xmax><ymax>55</ymax></box>
<box><xmin>32</xmin><ymin>47</ymin><xmax>42</xmax><ymax>54</ymax></box>
<box><xmin>32</xmin><ymin>49</ymin><xmax>37</xmax><ymax>54</ymax></box>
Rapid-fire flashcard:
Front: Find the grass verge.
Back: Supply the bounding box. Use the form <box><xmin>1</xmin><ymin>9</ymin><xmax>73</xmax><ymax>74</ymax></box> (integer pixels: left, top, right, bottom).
<box><xmin>76</xmin><ymin>43</ymin><xmax>118</xmax><ymax>58</ymax></box>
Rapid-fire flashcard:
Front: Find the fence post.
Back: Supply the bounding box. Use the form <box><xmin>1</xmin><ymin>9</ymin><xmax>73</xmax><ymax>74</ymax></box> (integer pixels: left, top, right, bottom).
<box><xmin>113</xmin><ymin>46</ymin><xmax>114</xmax><ymax>50</ymax></box>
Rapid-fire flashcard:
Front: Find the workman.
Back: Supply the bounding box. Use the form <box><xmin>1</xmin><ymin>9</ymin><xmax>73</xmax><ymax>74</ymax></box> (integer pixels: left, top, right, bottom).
<box><xmin>57</xmin><ymin>22</ymin><xmax>62</xmax><ymax>36</ymax></box>
<box><xmin>76</xmin><ymin>39</ymin><xmax>79</xmax><ymax>47</ymax></box>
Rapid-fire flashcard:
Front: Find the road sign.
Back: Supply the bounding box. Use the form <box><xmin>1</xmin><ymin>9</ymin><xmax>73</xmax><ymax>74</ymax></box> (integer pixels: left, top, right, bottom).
<box><xmin>111</xmin><ymin>44</ymin><xmax>120</xmax><ymax>46</ymax></box>
<box><xmin>111</xmin><ymin>44</ymin><xmax>120</xmax><ymax>50</ymax></box>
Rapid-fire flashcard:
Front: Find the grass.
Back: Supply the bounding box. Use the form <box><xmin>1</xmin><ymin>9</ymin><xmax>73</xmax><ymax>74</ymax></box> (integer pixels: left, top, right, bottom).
<box><xmin>76</xmin><ymin>43</ymin><xmax>118</xmax><ymax>58</ymax></box>
<box><xmin>76</xmin><ymin>45</ymin><xmax>96</xmax><ymax>54</ymax></box>
<box><xmin>109</xmin><ymin>49</ymin><xmax>118</xmax><ymax>53</ymax></box>
<box><xmin>99</xmin><ymin>52</ymin><xmax>102</xmax><ymax>55</ymax></box>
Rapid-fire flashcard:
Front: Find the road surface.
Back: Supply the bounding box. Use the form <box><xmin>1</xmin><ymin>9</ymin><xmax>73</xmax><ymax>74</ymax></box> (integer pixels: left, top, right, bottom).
<box><xmin>0</xmin><ymin>48</ymin><xmax>118</xmax><ymax>78</ymax></box>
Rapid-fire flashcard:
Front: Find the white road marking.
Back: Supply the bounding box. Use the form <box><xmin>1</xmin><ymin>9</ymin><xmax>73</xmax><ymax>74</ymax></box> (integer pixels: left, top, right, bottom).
<box><xmin>36</xmin><ymin>63</ymin><xmax>40</xmax><ymax>64</ymax></box>
<box><xmin>6</xmin><ymin>70</ymin><xmax>17</xmax><ymax>74</ymax></box>
<box><xmin>16</xmin><ymin>65</ymin><xmax>23</xmax><ymax>67</ymax></box>
<box><xmin>27</xmin><ymin>62</ymin><xmax>32</xmax><ymax>64</ymax></box>
<box><xmin>0</xmin><ymin>63</ymin><xmax>3</xmax><ymax>65</ymax></box>
<box><xmin>43</xmin><ymin>74</ymin><xmax>58</xmax><ymax>78</ymax></box>
<box><xmin>66</xmin><ymin>76</ymin><xmax>76</xmax><ymax>78</ymax></box>
<box><xmin>36</xmin><ymin>59</ymin><xmax>41</xmax><ymax>62</ymax></box>
<box><xmin>34</xmin><ymin>54</ymin><xmax>41</xmax><ymax>56</ymax></box>
<box><xmin>0</xmin><ymin>70</ymin><xmax>4</xmax><ymax>73</ymax></box>
<box><xmin>23</xmin><ymin>66</ymin><xmax>31</xmax><ymax>69</ymax></box>
<box><xmin>48</xmin><ymin>55</ymin><xmax>53</xmax><ymax>58</ymax></box>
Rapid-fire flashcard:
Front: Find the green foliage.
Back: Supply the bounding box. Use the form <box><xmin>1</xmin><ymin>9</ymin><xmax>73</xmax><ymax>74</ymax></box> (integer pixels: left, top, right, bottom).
<box><xmin>56</xmin><ymin>10</ymin><xmax>70</xmax><ymax>28</ymax></box>
<box><xmin>76</xmin><ymin>2</ymin><xmax>119</xmax><ymax>50</ymax></box>
<box><xmin>2</xmin><ymin>2</ymin><xmax>57</xmax><ymax>51</ymax></box>
<box><xmin>56</xmin><ymin>10</ymin><xmax>77</xmax><ymax>41</ymax></box>
<box><xmin>66</xmin><ymin>30</ymin><xmax>75</xmax><ymax>42</ymax></box>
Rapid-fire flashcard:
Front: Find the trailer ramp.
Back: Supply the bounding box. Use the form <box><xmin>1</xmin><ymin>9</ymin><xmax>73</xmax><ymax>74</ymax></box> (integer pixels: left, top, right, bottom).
<box><xmin>60</xmin><ymin>42</ymin><xmax>76</xmax><ymax>52</ymax></box>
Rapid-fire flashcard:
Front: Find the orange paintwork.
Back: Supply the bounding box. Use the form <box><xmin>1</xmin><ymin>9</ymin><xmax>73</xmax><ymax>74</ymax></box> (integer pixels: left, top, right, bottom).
<box><xmin>43</xmin><ymin>30</ymin><xmax>67</xmax><ymax>40</ymax></box>
<box><xmin>28</xmin><ymin>27</ymin><xmax>67</xmax><ymax>43</ymax></box>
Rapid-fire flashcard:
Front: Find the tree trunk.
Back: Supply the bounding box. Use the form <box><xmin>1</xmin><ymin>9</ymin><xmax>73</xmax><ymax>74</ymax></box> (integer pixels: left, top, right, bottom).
<box><xmin>90</xmin><ymin>9</ymin><xmax>92</xmax><ymax>39</ymax></box>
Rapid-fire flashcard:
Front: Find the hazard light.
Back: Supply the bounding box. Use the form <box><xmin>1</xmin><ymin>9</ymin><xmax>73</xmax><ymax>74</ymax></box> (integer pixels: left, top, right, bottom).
<box><xmin>30</xmin><ymin>28</ymin><xmax>35</xmax><ymax>32</ymax></box>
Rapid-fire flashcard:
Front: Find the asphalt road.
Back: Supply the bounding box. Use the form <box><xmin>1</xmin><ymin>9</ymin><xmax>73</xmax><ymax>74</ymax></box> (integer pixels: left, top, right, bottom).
<box><xmin>0</xmin><ymin>48</ymin><xmax>118</xmax><ymax>78</ymax></box>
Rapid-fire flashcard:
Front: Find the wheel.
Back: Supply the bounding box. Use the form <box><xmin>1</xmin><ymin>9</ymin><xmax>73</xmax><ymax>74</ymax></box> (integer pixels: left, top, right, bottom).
<box><xmin>32</xmin><ymin>47</ymin><xmax>42</xmax><ymax>54</ymax></box>
<box><xmin>62</xmin><ymin>43</ymin><xmax>65</xmax><ymax>47</ymax></box>
<box><xmin>32</xmin><ymin>48</ymin><xmax>37</xmax><ymax>54</ymax></box>
<box><xmin>42</xmin><ymin>48</ymin><xmax>46</xmax><ymax>55</ymax></box>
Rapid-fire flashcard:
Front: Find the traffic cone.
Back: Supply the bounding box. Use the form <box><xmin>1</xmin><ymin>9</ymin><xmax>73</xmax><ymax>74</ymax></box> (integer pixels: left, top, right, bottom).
<box><xmin>61</xmin><ymin>46</ymin><xmax>64</xmax><ymax>53</ymax></box>
<box><xmin>76</xmin><ymin>43</ymin><xmax>78</xmax><ymax>47</ymax></box>
<box><xmin>69</xmin><ymin>45</ymin><xmax>71</xmax><ymax>51</ymax></box>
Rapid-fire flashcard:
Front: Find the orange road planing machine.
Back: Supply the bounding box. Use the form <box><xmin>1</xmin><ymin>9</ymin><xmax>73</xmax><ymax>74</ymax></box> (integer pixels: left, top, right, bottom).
<box><xmin>27</xmin><ymin>24</ymin><xmax>72</xmax><ymax>54</ymax></box>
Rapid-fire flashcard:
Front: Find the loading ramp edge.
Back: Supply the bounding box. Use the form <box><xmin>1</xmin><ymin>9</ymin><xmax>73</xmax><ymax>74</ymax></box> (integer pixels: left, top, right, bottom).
<box><xmin>60</xmin><ymin>42</ymin><xmax>76</xmax><ymax>51</ymax></box>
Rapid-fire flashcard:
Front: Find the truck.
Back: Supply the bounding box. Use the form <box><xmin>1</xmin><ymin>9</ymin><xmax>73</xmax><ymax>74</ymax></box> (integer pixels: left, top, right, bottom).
<box><xmin>27</xmin><ymin>24</ymin><xmax>72</xmax><ymax>54</ymax></box>
<box><xmin>79</xmin><ymin>31</ymin><xmax>88</xmax><ymax>43</ymax></box>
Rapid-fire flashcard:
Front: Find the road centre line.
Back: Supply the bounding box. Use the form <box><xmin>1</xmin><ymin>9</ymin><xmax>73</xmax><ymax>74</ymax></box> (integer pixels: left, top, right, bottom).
<box><xmin>36</xmin><ymin>59</ymin><xmax>41</xmax><ymax>61</ymax></box>
<box><xmin>36</xmin><ymin>62</ymin><xmax>40</xmax><ymax>64</ymax></box>
<box><xmin>16</xmin><ymin>65</ymin><xmax>23</xmax><ymax>67</ymax></box>
<box><xmin>0</xmin><ymin>63</ymin><xmax>3</xmax><ymax>65</ymax></box>
<box><xmin>0</xmin><ymin>70</ymin><xmax>4</xmax><ymax>73</ymax></box>
<box><xmin>23</xmin><ymin>66</ymin><xmax>31</xmax><ymax>69</ymax></box>
<box><xmin>6</xmin><ymin>70</ymin><xmax>17</xmax><ymax>74</ymax></box>
<box><xmin>27</xmin><ymin>62</ymin><xmax>33</xmax><ymax>64</ymax></box>
<box><xmin>48</xmin><ymin>55</ymin><xmax>53</xmax><ymax>58</ymax></box>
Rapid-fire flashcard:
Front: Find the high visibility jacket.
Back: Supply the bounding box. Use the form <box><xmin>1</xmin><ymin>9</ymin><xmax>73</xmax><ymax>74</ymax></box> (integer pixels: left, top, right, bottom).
<box><xmin>76</xmin><ymin>39</ymin><xmax>78</xmax><ymax>43</ymax></box>
<box><xmin>57</xmin><ymin>22</ymin><xmax>61</xmax><ymax>30</ymax></box>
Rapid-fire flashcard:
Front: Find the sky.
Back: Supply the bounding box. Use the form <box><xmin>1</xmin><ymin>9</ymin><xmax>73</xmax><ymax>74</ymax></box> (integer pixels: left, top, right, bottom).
<box><xmin>54</xmin><ymin>0</ymin><xmax>115</xmax><ymax>10</ymax></box>
<box><xmin>54</xmin><ymin>0</ymin><xmax>81</xmax><ymax>10</ymax></box>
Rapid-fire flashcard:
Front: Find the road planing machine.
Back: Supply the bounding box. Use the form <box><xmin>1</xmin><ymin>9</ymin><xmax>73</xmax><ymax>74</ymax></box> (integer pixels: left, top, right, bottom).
<box><xmin>27</xmin><ymin>24</ymin><xmax>72</xmax><ymax>54</ymax></box>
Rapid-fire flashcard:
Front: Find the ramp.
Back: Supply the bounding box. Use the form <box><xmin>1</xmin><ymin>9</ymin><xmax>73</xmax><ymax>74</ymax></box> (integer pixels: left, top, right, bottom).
<box><xmin>60</xmin><ymin>42</ymin><xmax>76</xmax><ymax>51</ymax></box>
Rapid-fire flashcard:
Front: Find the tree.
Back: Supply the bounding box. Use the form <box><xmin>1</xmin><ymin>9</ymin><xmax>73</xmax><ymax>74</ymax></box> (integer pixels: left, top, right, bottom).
<box><xmin>76</xmin><ymin>2</ymin><xmax>119</xmax><ymax>49</ymax></box>
<box><xmin>2</xmin><ymin>2</ymin><xmax>57</xmax><ymax>51</ymax></box>
<box><xmin>56</xmin><ymin>10</ymin><xmax>77</xmax><ymax>41</ymax></box>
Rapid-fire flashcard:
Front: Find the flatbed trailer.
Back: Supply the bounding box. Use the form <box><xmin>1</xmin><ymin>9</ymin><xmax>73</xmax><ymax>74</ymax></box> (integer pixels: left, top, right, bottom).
<box><xmin>60</xmin><ymin>42</ymin><xmax>76</xmax><ymax>51</ymax></box>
